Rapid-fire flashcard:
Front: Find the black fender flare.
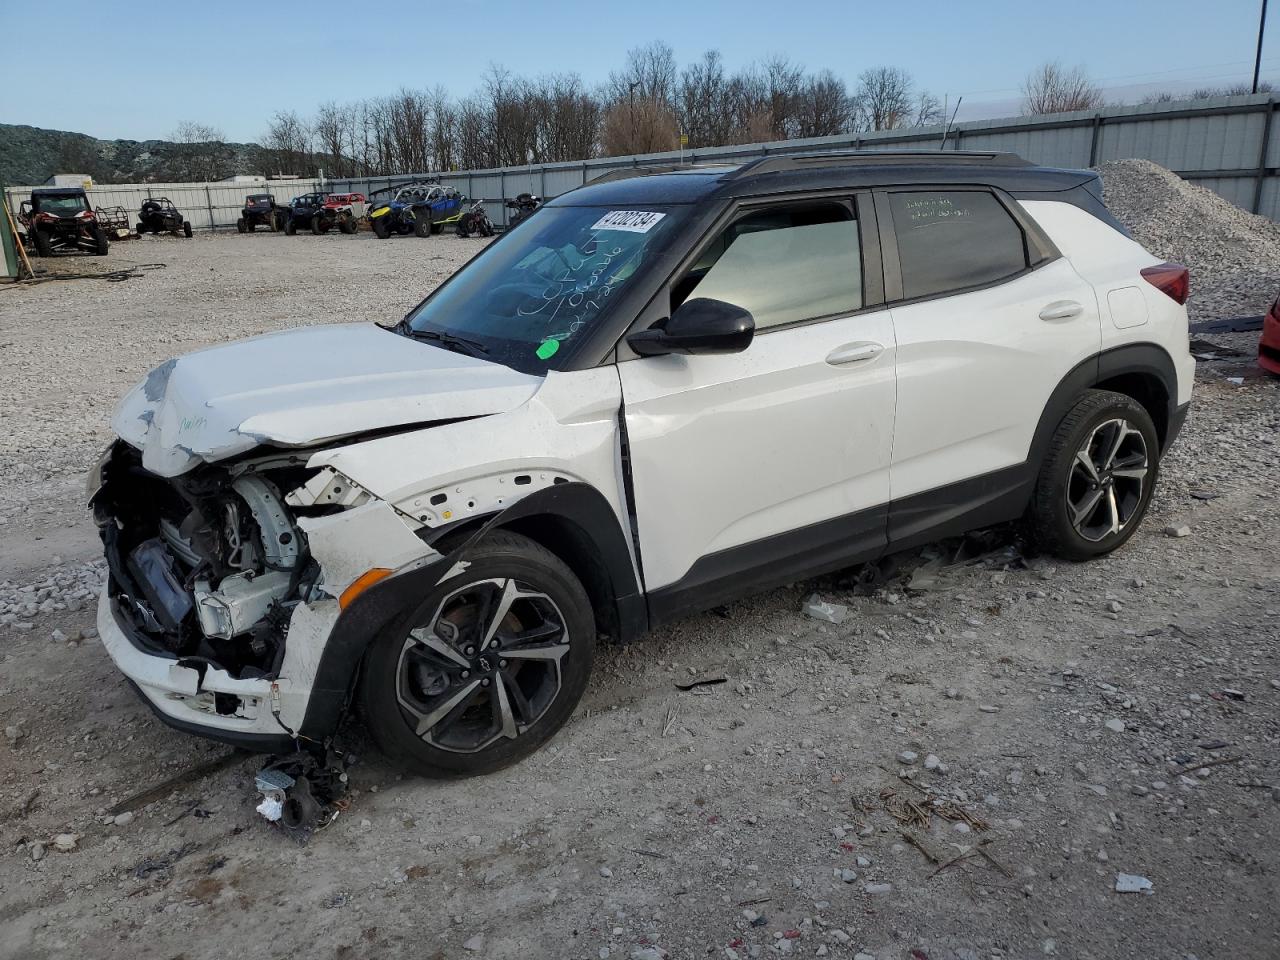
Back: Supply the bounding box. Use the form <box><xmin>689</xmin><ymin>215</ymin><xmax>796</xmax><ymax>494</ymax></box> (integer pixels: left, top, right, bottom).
<box><xmin>1028</xmin><ymin>342</ymin><xmax>1179</xmax><ymax>469</ymax></box>
<box><xmin>297</xmin><ymin>481</ymin><xmax>641</xmax><ymax>742</ymax></box>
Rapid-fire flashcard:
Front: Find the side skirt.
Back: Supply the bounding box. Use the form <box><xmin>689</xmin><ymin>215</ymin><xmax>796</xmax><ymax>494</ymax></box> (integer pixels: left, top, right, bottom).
<box><xmin>645</xmin><ymin>462</ymin><xmax>1034</xmax><ymax>629</ymax></box>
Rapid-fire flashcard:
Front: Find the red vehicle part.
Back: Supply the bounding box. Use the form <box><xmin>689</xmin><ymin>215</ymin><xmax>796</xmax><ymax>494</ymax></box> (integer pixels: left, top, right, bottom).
<box><xmin>1258</xmin><ymin>293</ymin><xmax>1280</xmax><ymax>376</ymax></box>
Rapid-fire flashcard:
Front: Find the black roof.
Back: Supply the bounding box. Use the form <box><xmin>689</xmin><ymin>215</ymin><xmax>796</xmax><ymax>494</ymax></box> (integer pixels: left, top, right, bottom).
<box><xmin>32</xmin><ymin>186</ymin><xmax>88</xmax><ymax>196</ymax></box>
<box><xmin>550</xmin><ymin>151</ymin><xmax>1097</xmax><ymax>207</ymax></box>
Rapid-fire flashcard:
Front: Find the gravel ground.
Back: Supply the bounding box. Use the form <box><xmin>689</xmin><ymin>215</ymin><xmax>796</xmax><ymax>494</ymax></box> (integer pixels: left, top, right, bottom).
<box><xmin>1</xmin><ymin>172</ymin><xmax>1278</xmax><ymax>960</ymax></box>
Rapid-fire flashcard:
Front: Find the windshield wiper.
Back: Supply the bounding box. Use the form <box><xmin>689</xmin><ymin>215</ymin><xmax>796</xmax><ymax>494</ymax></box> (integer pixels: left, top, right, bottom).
<box><xmin>399</xmin><ymin>325</ymin><xmax>489</xmax><ymax>357</ymax></box>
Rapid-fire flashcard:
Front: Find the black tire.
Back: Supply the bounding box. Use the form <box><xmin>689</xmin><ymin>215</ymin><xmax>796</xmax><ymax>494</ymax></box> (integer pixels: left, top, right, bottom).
<box><xmin>456</xmin><ymin>222</ymin><xmax>470</xmax><ymax>239</ymax></box>
<box><xmin>311</xmin><ymin>214</ymin><xmax>326</xmax><ymax>235</ymax></box>
<box><xmin>136</xmin><ymin>222</ymin><xmax>146</xmax><ymax>235</ymax></box>
<box><xmin>32</xmin><ymin>229</ymin><xmax>54</xmax><ymax>257</ymax></box>
<box><xmin>358</xmin><ymin>531</ymin><xmax>596</xmax><ymax>777</ymax></box>
<box><xmin>236</xmin><ymin>218</ymin><xmax>248</xmax><ymax>234</ymax></box>
<box><xmin>430</xmin><ymin>221</ymin><xmax>443</xmax><ymax>235</ymax></box>
<box><xmin>93</xmin><ymin>226</ymin><xmax>109</xmax><ymax>256</ymax></box>
<box><xmin>1028</xmin><ymin>389</ymin><xmax>1160</xmax><ymax>561</ymax></box>
<box><xmin>413</xmin><ymin>215</ymin><xmax>431</xmax><ymax>238</ymax></box>
<box><xmin>285</xmin><ymin>217</ymin><xmax>297</xmax><ymax>236</ymax></box>
<box><xmin>372</xmin><ymin>215</ymin><xmax>390</xmax><ymax>239</ymax></box>
<box><xmin>338</xmin><ymin>213</ymin><xmax>356</xmax><ymax>234</ymax></box>
<box><xmin>183</xmin><ymin>221</ymin><xmax>193</xmax><ymax>238</ymax></box>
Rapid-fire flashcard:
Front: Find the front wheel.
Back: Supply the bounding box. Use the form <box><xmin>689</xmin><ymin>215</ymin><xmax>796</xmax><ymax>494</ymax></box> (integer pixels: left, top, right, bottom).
<box><xmin>311</xmin><ymin>214</ymin><xmax>325</xmax><ymax>235</ymax></box>
<box><xmin>93</xmin><ymin>226</ymin><xmax>109</xmax><ymax>256</ymax></box>
<box><xmin>413</xmin><ymin>215</ymin><xmax>431</xmax><ymax>238</ymax></box>
<box><xmin>338</xmin><ymin>213</ymin><xmax>357</xmax><ymax>234</ymax></box>
<box><xmin>1029</xmin><ymin>390</ymin><xmax>1160</xmax><ymax>561</ymax></box>
<box><xmin>183</xmin><ymin>221</ymin><xmax>193</xmax><ymax>238</ymax></box>
<box><xmin>372</xmin><ymin>216</ymin><xmax>390</xmax><ymax>239</ymax></box>
<box><xmin>236</xmin><ymin>218</ymin><xmax>248</xmax><ymax>234</ymax></box>
<box><xmin>358</xmin><ymin>532</ymin><xmax>596</xmax><ymax>777</ymax></box>
<box><xmin>285</xmin><ymin>217</ymin><xmax>297</xmax><ymax>236</ymax></box>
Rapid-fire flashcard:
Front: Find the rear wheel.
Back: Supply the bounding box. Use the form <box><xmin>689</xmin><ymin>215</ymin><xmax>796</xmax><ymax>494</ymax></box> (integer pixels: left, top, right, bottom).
<box><xmin>136</xmin><ymin>222</ymin><xmax>146</xmax><ymax>235</ymax></box>
<box><xmin>236</xmin><ymin>218</ymin><xmax>248</xmax><ymax>234</ymax></box>
<box><xmin>285</xmin><ymin>217</ymin><xmax>297</xmax><ymax>236</ymax></box>
<box><xmin>183</xmin><ymin>221</ymin><xmax>193</xmax><ymax>238</ymax></box>
<box><xmin>311</xmin><ymin>214</ymin><xmax>325</xmax><ymax>235</ymax></box>
<box><xmin>1029</xmin><ymin>390</ymin><xmax>1160</xmax><ymax>561</ymax></box>
<box><xmin>93</xmin><ymin>226</ymin><xmax>109</xmax><ymax>256</ymax></box>
<box><xmin>359</xmin><ymin>532</ymin><xmax>596</xmax><ymax>777</ymax></box>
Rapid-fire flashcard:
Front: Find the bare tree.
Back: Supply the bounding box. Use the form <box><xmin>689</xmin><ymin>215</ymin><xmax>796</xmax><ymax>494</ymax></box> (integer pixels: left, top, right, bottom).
<box><xmin>170</xmin><ymin>121</ymin><xmax>229</xmax><ymax>180</ymax></box>
<box><xmin>608</xmin><ymin>41</ymin><xmax>678</xmax><ymax>106</ymax></box>
<box><xmin>854</xmin><ymin>67</ymin><xmax>913</xmax><ymax>131</ymax></box>
<box><xmin>601</xmin><ymin>96</ymin><xmax>677</xmax><ymax>155</ymax></box>
<box><xmin>678</xmin><ymin>50</ymin><xmax>734</xmax><ymax>148</ymax></box>
<box><xmin>795</xmin><ymin>70</ymin><xmax>854</xmax><ymax>138</ymax></box>
<box><xmin>262</xmin><ymin>111</ymin><xmax>312</xmax><ymax>176</ymax></box>
<box><xmin>1022</xmin><ymin>62</ymin><xmax>1104</xmax><ymax>114</ymax></box>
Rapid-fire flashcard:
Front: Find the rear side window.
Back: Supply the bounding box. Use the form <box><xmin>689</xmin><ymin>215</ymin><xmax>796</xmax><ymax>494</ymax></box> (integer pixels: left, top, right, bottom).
<box><xmin>675</xmin><ymin>201</ymin><xmax>862</xmax><ymax>330</ymax></box>
<box><xmin>888</xmin><ymin>190</ymin><xmax>1029</xmax><ymax>300</ymax></box>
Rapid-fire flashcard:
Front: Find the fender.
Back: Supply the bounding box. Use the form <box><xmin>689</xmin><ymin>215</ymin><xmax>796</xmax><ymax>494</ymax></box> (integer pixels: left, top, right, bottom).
<box><xmin>1030</xmin><ymin>342</ymin><xmax>1179</xmax><ymax>466</ymax></box>
<box><xmin>298</xmin><ymin>481</ymin><xmax>641</xmax><ymax>742</ymax></box>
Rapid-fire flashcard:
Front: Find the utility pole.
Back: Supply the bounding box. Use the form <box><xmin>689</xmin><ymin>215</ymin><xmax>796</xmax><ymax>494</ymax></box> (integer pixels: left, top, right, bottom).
<box><xmin>1254</xmin><ymin>0</ymin><xmax>1269</xmax><ymax>94</ymax></box>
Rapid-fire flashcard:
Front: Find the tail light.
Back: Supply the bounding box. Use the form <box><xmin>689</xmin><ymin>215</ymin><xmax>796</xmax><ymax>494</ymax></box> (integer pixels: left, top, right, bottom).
<box><xmin>1140</xmin><ymin>262</ymin><xmax>1190</xmax><ymax>305</ymax></box>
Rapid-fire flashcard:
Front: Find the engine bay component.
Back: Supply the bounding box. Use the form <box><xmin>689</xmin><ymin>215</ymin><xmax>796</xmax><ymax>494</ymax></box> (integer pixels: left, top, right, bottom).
<box><xmin>194</xmin><ymin>570</ymin><xmax>294</xmax><ymax>641</ymax></box>
<box><xmin>232</xmin><ymin>476</ymin><xmax>300</xmax><ymax>571</ymax></box>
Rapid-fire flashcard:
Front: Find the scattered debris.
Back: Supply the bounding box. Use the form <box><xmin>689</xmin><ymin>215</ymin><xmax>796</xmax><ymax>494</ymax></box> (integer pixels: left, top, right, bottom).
<box><xmin>675</xmin><ymin>676</ymin><xmax>728</xmax><ymax>691</ymax></box>
<box><xmin>254</xmin><ymin>748</ymin><xmax>354</xmax><ymax>841</ymax></box>
<box><xmin>107</xmin><ymin>751</ymin><xmax>246</xmax><ymax>816</ymax></box>
<box><xmin>802</xmin><ymin>594</ymin><xmax>848</xmax><ymax>624</ymax></box>
<box><xmin>1163</xmin><ymin>525</ymin><xmax>1192</xmax><ymax>538</ymax></box>
<box><xmin>51</xmin><ymin>833</ymin><xmax>79</xmax><ymax>853</ymax></box>
<box><xmin>1115</xmin><ymin>873</ymin><xmax>1155</xmax><ymax>895</ymax></box>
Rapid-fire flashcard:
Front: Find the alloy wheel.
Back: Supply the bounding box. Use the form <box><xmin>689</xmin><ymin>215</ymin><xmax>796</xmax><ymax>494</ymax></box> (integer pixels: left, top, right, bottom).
<box><xmin>395</xmin><ymin>578</ymin><xmax>571</xmax><ymax>754</ymax></box>
<box><xmin>1065</xmin><ymin>417</ymin><xmax>1149</xmax><ymax>542</ymax></box>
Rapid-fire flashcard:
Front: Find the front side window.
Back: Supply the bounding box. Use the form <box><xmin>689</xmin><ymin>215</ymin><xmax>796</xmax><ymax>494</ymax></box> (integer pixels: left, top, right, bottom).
<box><xmin>405</xmin><ymin>203</ymin><xmax>688</xmax><ymax>371</ymax></box>
<box><xmin>674</xmin><ymin>202</ymin><xmax>862</xmax><ymax>330</ymax></box>
<box><xmin>888</xmin><ymin>190</ymin><xmax>1029</xmax><ymax>301</ymax></box>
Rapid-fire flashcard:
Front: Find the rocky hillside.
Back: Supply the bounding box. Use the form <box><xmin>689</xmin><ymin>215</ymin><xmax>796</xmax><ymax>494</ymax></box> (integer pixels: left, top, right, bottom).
<box><xmin>0</xmin><ymin>123</ymin><xmax>267</xmax><ymax>186</ymax></box>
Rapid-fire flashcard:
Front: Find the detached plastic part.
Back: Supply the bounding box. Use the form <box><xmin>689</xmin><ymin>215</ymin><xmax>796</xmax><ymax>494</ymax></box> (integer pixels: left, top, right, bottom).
<box><xmin>254</xmin><ymin>749</ymin><xmax>354</xmax><ymax>841</ymax></box>
<box><xmin>802</xmin><ymin>593</ymin><xmax>849</xmax><ymax>625</ymax></box>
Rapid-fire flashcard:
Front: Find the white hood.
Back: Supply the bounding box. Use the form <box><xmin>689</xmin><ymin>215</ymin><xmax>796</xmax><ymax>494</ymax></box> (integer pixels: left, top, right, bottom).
<box><xmin>113</xmin><ymin>323</ymin><xmax>542</xmax><ymax>477</ymax></box>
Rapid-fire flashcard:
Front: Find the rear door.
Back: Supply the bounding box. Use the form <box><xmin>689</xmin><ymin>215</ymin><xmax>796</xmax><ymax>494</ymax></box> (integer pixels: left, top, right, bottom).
<box><xmin>877</xmin><ymin>186</ymin><xmax>1102</xmax><ymax>543</ymax></box>
<box><xmin>617</xmin><ymin>193</ymin><xmax>897</xmax><ymax>619</ymax></box>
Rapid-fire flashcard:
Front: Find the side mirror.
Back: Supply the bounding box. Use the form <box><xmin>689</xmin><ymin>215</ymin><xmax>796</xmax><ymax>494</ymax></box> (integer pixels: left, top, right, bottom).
<box><xmin>627</xmin><ymin>298</ymin><xmax>755</xmax><ymax>357</ymax></box>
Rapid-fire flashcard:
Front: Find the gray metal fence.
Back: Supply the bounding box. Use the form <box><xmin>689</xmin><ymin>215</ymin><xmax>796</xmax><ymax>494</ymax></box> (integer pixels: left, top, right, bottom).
<box><xmin>8</xmin><ymin>93</ymin><xmax>1278</xmax><ymax>229</ymax></box>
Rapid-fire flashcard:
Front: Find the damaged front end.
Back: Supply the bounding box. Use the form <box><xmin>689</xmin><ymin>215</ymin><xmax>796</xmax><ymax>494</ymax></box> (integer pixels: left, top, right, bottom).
<box><xmin>90</xmin><ymin>441</ymin><xmax>440</xmax><ymax>748</ymax></box>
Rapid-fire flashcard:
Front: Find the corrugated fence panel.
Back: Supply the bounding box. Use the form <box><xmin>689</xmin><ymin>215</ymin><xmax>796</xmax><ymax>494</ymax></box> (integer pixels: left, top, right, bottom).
<box><xmin>7</xmin><ymin>95</ymin><xmax>1277</xmax><ymax>227</ymax></box>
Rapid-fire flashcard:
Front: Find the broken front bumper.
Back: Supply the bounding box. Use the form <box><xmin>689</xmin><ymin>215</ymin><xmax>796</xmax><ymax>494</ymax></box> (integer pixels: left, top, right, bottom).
<box><xmin>98</xmin><ymin>587</ymin><xmax>340</xmax><ymax>753</ymax></box>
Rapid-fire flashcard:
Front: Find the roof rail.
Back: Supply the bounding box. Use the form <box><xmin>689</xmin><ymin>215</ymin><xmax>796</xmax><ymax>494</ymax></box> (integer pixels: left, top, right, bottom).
<box><xmin>588</xmin><ymin>163</ymin><xmax>736</xmax><ymax>185</ymax></box>
<box><xmin>726</xmin><ymin>149</ymin><xmax>1032</xmax><ymax>179</ymax></box>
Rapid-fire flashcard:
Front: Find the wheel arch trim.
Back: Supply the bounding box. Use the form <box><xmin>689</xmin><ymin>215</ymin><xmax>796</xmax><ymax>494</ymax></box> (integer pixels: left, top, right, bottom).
<box><xmin>297</xmin><ymin>481</ymin><xmax>641</xmax><ymax>742</ymax></box>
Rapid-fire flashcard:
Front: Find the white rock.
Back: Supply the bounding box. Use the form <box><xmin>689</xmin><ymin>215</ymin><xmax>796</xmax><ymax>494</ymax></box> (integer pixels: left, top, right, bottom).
<box><xmin>1104</xmin><ymin>718</ymin><xmax>1126</xmax><ymax>733</ymax></box>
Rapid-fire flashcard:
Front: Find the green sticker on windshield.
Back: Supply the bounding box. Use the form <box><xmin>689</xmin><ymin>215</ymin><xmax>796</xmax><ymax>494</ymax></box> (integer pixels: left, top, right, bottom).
<box><xmin>536</xmin><ymin>338</ymin><xmax>560</xmax><ymax>360</ymax></box>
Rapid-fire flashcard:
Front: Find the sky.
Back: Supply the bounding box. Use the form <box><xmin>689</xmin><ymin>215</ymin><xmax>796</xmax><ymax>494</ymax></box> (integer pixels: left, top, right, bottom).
<box><xmin>2</xmin><ymin>0</ymin><xmax>1276</xmax><ymax>142</ymax></box>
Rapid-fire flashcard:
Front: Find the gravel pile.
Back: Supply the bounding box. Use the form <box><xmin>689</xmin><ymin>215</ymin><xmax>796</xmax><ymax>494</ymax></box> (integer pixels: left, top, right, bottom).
<box><xmin>1097</xmin><ymin>158</ymin><xmax>1280</xmax><ymax>321</ymax></box>
<box><xmin>0</xmin><ymin>559</ymin><xmax>104</xmax><ymax>630</ymax></box>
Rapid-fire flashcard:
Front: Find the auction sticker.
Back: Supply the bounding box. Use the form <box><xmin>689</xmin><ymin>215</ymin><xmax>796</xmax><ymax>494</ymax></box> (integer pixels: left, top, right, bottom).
<box><xmin>591</xmin><ymin>210</ymin><xmax>667</xmax><ymax>233</ymax></box>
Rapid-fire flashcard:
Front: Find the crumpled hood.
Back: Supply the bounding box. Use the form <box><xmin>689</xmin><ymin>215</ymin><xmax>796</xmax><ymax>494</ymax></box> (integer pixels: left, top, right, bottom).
<box><xmin>113</xmin><ymin>323</ymin><xmax>543</xmax><ymax>477</ymax></box>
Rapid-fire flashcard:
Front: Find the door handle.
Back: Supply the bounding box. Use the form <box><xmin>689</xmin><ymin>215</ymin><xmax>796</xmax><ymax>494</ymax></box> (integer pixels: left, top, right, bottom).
<box><xmin>826</xmin><ymin>341</ymin><xmax>884</xmax><ymax>365</ymax></box>
<box><xmin>1039</xmin><ymin>300</ymin><xmax>1084</xmax><ymax>322</ymax></box>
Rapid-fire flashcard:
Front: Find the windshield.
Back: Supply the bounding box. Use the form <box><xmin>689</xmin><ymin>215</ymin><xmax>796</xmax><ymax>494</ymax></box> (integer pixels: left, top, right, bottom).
<box><xmin>404</xmin><ymin>204</ymin><xmax>687</xmax><ymax>371</ymax></box>
<box><xmin>36</xmin><ymin>194</ymin><xmax>89</xmax><ymax>216</ymax></box>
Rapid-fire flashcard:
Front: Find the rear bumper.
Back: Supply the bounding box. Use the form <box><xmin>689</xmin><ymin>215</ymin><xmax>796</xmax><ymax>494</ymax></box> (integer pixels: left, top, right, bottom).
<box><xmin>1165</xmin><ymin>400</ymin><xmax>1191</xmax><ymax>452</ymax></box>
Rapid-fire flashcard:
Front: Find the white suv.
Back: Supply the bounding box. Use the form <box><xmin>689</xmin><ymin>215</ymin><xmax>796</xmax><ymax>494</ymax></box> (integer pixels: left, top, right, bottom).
<box><xmin>89</xmin><ymin>151</ymin><xmax>1194</xmax><ymax>776</ymax></box>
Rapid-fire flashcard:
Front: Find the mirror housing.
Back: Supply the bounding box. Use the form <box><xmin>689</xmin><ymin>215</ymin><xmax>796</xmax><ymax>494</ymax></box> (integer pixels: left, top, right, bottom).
<box><xmin>627</xmin><ymin>298</ymin><xmax>755</xmax><ymax>357</ymax></box>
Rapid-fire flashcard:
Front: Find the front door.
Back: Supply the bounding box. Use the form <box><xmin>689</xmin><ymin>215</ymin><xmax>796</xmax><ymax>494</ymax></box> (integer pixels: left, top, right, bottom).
<box><xmin>618</xmin><ymin>195</ymin><xmax>898</xmax><ymax>622</ymax></box>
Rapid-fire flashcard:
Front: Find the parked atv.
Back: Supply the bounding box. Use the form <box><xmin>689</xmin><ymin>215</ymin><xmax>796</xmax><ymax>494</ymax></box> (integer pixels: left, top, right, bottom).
<box><xmin>505</xmin><ymin>192</ymin><xmax>541</xmax><ymax>229</ymax></box>
<box><xmin>283</xmin><ymin>192</ymin><xmax>361</xmax><ymax>235</ymax></box>
<box><xmin>367</xmin><ymin>180</ymin><xmax>463</xmax><ymax>239</ymax></box>
<box><xmin>237</xmin><ymin>194</ymin><xmax>287</xmax><ymax>232</ymax></box>
<box><xmin>18</xmin><ymin>187</ymin><xmax>109</xmax><ymax>256</ymax></box>
<box><xmin>455</xmin><ymin>200</ymin><xmax>494</xmax><ymax>238</ymax></box>
<box><xmin>318</xmin><ymin>193</ymin><xmax>367</xmax><ymax>233</ymax></box>
<box><xmin>137</xmin><ymin>198</ymin><xmax>193</xmax><ymax>237</ymax></box>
